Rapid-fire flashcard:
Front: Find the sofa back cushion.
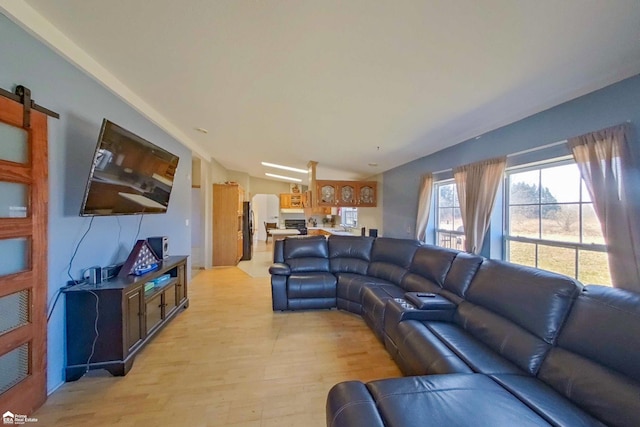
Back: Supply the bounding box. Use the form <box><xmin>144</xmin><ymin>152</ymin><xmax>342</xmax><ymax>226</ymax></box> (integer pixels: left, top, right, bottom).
<box><xmin>441</xmin><ymin>252</ymin><xmax>484</xmax><ymax>303</ymax></box>
<box><xmin>329</xmin><ymin>235</ymin><xmax>375</xmax><ymax>275</ymax></box>
<box><xmin>284</xmin><ymin>236</ymin><xmax>330</xmax><ymax>272</ymax></box>
<box><xmin>401</xmin><ymin>245</ymin><xmax>458</xmax><ymax>293</ymax></box>
<box><xmin>455</xmin><ymin>260</ymin><xmax>581</xmax><ymax>375</ymax></box>
<box><xmin>367</xmin><ymin>238</ymin><xmax>420</xmax><ymax>285</ymax></box>
<box><xmin>538</xmin><ymin>285</ymin><xmax>640</xmax><ymax>427</ymax></box>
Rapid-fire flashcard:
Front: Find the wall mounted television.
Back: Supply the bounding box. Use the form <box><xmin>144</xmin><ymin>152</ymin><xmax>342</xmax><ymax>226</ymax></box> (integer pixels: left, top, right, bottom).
<box><xmin>80</xmin><ymin>119</ymin><xmax>180</xmax><ymax>216</ymax></box>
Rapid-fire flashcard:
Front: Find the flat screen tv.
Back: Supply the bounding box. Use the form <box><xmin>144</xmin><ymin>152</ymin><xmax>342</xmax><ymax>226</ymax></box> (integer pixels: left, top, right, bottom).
<box><xmin>80</xmin><ymin>119</ymin><xmax>180</xmax><ymax>216</ymax></box>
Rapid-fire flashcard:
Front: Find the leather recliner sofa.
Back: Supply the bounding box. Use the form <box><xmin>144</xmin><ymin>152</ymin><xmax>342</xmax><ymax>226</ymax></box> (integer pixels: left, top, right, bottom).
<box><xmin>268</xmin><ymin>235</ymin><xmax>640</xmax><ymax>427</ymax></box>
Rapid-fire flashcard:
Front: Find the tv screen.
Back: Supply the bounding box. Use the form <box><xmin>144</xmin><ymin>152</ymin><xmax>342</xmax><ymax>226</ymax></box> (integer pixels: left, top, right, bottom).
<box><xmin>80</xmin><ymin>119</ymin><xmax>180</xmax><ymax>216</ymax></box>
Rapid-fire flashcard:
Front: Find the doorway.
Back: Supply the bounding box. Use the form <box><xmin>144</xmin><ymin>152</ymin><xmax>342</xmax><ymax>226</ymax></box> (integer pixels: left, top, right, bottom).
<box><xmin>252</xmin><ymin>194</ymin><xmax>279</xmax><ymax>242</ymax></box>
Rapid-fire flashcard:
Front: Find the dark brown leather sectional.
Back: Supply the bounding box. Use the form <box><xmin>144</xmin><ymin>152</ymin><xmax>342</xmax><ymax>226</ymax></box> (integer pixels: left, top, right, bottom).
<box><xmin>269</xmin><ymin>235</ymin><xmax>640</xmax><ymax>427</ymax></box>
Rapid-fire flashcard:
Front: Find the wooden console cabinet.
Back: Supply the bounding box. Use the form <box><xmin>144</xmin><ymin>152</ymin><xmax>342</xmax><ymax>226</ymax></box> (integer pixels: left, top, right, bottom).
<box><xmin>64</xmin><ymin>256</ymin><xmax>188</xmax><ymax>381</ymax></box>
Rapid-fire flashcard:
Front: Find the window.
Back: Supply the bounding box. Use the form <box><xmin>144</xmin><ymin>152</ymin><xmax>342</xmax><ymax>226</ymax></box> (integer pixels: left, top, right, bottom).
<box><xmin>505</xmin><ymin>160</ymin><xmax>610</xmax><ymax>285</ymax></box>
<box><xmin>434</xmin><ymin>181</ymin><xmax>465</xmax><ymax>250</ymax></box>
<box><xmin>341</xmin><ymin>207</ymin><xmax>358</xmax><ymax>227</ymax></box>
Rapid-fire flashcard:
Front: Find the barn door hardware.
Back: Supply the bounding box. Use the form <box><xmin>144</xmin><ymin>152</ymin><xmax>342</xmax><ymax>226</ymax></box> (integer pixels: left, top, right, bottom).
<box><xmin>0</xmin><ymin>84</ymin><xmax>59</xmax><ymax>127</ymax></box>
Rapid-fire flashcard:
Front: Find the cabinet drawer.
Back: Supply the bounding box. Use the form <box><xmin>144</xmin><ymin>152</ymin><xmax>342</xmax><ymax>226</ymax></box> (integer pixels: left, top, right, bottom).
<box><xmin>145</xmin><ymin>293</ymin><xmax>163</xmax><ymax>334</ymax></box>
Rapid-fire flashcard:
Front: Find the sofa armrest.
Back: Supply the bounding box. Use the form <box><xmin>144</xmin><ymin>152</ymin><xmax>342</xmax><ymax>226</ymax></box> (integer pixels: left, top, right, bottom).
<box><xmin>269</xmin><ymin>263</ymin><xmax>291</xmax><ymax>276</ymax></box>
<box><xmin>384</xmin><ymin>297</ymin><xmax>455</xmax><ymax>326</ymax></box>
<box><xmin>404</xmin><ymin>292</ymin><xmax>456</xmax><ymax>311</ymax></box>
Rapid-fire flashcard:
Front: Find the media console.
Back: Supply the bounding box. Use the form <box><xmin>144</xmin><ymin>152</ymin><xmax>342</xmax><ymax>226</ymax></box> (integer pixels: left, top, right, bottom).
<box><xmin>64</xmin><ymin>256</ymin><xmax>189</xmax><ymax>381</ymax></box>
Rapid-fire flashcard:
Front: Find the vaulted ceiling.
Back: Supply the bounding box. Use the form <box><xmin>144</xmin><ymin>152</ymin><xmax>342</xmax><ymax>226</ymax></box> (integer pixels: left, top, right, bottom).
<box><xmin>4</xmin><ymin>0</ymin><xmax>640</xmax><ymax>183</ymax></box>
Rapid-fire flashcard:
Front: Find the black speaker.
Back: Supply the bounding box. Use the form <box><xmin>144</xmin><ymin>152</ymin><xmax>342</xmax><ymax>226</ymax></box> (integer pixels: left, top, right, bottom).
<box><xmin>147</xmin><ymin>236</ymin><xmax>169</xmax><ymax>259</ymax></box>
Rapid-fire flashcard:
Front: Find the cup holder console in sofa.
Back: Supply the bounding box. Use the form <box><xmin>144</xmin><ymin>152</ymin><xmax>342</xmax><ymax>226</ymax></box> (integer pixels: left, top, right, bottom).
<box><xmin>269</xmin><ymin>235</ymin><xmax>640</xmax><ymax>427</ymax></box>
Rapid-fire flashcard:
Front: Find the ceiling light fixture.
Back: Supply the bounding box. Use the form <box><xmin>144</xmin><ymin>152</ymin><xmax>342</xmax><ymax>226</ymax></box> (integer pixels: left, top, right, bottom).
<box><xmin>195</xmin><ymin>127</ymin><xmax>209</xmax><ymax>134</ymax></box>
<box><xmin>368</xmin><ymin>163</ymin><xmax>378</xmax><ymax>167</ymax></box>
<box><xmin>265</xmin><ymin>173</ymin><xmax>302</xmax><ymax>182</ymax></box>
<box><xmin>261</xmin><ymin>162</ymin><xmax>307</xmax><ymax>174</ymax></box>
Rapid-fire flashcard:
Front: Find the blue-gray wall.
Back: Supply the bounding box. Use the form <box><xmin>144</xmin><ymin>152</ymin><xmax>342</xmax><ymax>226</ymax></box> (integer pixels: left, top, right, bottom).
<box><xmin>0</xmin><ymin>14</ymin><xmax>192</xmax><ymax>393</ymax></box>
<box><xmin>384</xmin><ymin>74</ymin><xmax>640</xmax><ymax>246</ymax></box>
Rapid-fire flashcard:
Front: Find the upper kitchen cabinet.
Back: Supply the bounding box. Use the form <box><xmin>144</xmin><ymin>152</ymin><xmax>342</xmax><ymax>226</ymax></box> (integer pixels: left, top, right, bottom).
<box><xmin>280</xmin><ymin>192</ymin><xmax>303</xmax><ymax>209</ymax></box>
<box><xmin>356</xmin><ymin>181</ymin><xmax>377</xmax><ymax>207</ymax></box>
<box><xmin>317</xmin><ymin>181</ymin><xmax>338</xmax><ymax>206</ymax></box>
<box><xmin>338</xmin><ymin>183</ymin><xmax>356</xmax><ymax>206</ymax></box>
<box><xmin>316</xmin><ymin>180</ymin><xmax>377</xmax><ymax>207</ymax></box>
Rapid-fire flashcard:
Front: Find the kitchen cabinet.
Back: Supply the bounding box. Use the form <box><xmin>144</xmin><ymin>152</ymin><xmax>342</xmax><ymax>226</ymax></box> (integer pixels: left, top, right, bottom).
<box><xmin>316</xmin><ymin>180</ymin><xmax>377</xmax><ymax>207</ymax></box>
<box><xmin>356</xmin><ymin>181</ymin><xmax>377</xmax><ymax>207</ymax></box>
<box><xmin>316</xmin><ymin>181</ymin><xmax>339</xmax><ymax>206</ymax></box>
<box><xmin>280</xmin><ymin>193</ymin><xmax>303</xmax><ymax>208</ymax></box>
<box><xmin>308</xmin><ymin>228</ymin><xmax>332</xmax><ymax>237</ymax></box>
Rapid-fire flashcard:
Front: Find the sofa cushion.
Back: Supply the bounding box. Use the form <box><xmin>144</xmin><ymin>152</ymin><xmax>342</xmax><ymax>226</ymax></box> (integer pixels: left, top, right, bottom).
<box><xmin>335</xmin><ymin>273</ymin><xmax>394</xmax><ymax>308</ymax></box>
<box><xmin>537</xmin><ymin>285</ymin><xmax>640</xmax><ymax>427</ymax></box>
<box><xmin>328</xmin><ymin>235</ymin><xmax>375</xmax><ymax>275</ymax></box>
<box><xmin>453</xmin><ymin>302</ymin><xmax>554</xmax><ymax>375</ymax></box>
<box><xmin>391</xmin><ymin>320</ymin><xmax>474</xmax><ymax>376</ymax></box>
<box><xmin>454</xmin><ymin>259</ymin><xmax>581</xmax><ymax>376</ymax></box>
<box><xmin>287</xmin><ymin>273</ymin><xmax>337</xmax><ymax>299</ymax></box>
<box><xmin>464</xmin><ymin>260</ymin><xmax>581</xmax><ymax>343</ymax></box>
<box><xmin>426</xmin><ymin>320</ymin><xmax>529</xmax><ymax>375</ymax></box>
<box><xmin>491</xmin><ymin>374</ymin><xmax>606</xmax><ymax>427</ymax></box>
<box><xmin>441</xmin><ymin>252</ymin><xmax>483</xmax><ymax>303</ymax></box>
<box><xmin>366</xmin><ymin>238</ymin><xmax>420</xmax><ymax>285</ymax></box>
<box><xmin>365</xmin><ymin>374</ymin><xmax>550</xmax><ymax>427</ymax></box>
<box><xmin>284</xmin><ymin>236</ymin><xmax>330</xmax><ymax>272</ymax></box>
<box><xmin>400</xmin><ymin>245</ymin><xmax>458</xmax><ymax>293</ymax></box>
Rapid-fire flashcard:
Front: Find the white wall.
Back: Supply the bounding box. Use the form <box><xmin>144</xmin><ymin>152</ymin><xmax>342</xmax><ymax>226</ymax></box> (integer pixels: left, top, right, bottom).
<box><xmin>253</xmin><ymin>194</ymin><xmax>280</xmax><ymax>240</ymax></box>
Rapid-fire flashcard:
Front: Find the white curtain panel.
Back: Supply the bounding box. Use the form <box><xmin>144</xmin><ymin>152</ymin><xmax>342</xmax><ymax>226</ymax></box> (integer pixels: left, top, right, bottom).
<box><xmin>568</xmin><ymin>124</ymin><xmax>640</xmax><ymax>291</ymax></box>
<box><xmin>415</xmin><ymin>173</ymin><xmax>433</xmax><ymax>241</ymax></box>
<box><xmin>454</xmin><ymin>157</ymin><xmax>506</xmax><ymax>254</ymax></box>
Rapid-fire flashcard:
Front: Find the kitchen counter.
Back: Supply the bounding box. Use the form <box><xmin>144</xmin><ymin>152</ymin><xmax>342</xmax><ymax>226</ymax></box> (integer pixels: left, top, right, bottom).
<box><xmin>268</xmin><ymin>228</ymin><xmax>301</xmax><ymax>241</ymax></box>
<box><xmin>307</xmin><ymin>227</ymin><xmax>357</xmax><ymax>236</ymax></box>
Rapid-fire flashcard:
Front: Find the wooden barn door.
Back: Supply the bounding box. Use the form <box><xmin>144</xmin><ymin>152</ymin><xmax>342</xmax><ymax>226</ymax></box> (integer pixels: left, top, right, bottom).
<box><xmin>0</xmin><ymin>90</ymin><xmax>49</xmax><ymax>415</ymax></box>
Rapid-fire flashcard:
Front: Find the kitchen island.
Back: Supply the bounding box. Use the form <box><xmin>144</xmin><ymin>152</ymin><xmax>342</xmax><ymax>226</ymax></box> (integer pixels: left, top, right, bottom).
<box><xmin>268</xmin><ymin>228</ymin><xmax>301</xmax><ymax>241</ymax></box>
<box><xmin>307</xmin><ymin>227</ymin><xmax>356</xmax><ymax>237</ymax></box>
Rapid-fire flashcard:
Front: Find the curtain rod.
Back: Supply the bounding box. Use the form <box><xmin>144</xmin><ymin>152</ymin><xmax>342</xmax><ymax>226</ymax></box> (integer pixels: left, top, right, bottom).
<box><xmin>430</xmin><ymin>139</ymin><xmax>569</xmax><ymax>175</ymax></box>
<box><xmin>427</xmin><ymin>120</ymin><xmax>632</xmax><ymax>176</ymax></box>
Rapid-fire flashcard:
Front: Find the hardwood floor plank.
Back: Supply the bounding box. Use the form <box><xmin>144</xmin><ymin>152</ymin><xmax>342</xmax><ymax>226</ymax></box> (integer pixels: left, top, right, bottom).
<box><xmin>36</xmin><ymin>259</ymin><xmax>400</xmax><ymax>426</ymax></box>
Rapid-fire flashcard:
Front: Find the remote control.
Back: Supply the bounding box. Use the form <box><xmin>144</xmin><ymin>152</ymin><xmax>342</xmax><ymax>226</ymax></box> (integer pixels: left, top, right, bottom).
<box><xmin>134</xmin><ymin>263</ymin><xmax>158</xmax><ymax>275</ymax></box>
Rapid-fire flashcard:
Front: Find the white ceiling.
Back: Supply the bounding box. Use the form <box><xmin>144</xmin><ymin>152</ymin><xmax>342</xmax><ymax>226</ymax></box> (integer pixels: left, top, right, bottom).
<box><xmin>4</xmin><ymin>0</ymin><xmax>640</xmax><ymax>183</ymax></box>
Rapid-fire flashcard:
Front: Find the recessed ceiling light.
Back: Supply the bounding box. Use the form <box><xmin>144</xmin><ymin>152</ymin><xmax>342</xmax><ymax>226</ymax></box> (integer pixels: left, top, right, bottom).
<box><xmin>195</xmin><ymin>127</ymin><xmax>208</xmax><ymax>134</ymax></box>
<box><xmin>261</xmin><ymin>162</ymin><xmax>307</xmax><ymax>174</ymax></box>
<box><xmin>368</xmin><ymin>163</ymin><xmax>378</xmax><ymax>167</ymax></box>
<box><xmin>265</xmin><ymin>173</ymin><xmax>302</xmax><ymax>182</ymax></box>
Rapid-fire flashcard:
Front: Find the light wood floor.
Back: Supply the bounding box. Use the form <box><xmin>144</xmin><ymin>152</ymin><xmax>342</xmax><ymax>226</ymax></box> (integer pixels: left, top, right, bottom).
<box><xmin>35</xmin><ymin>247</ymin><xmax>401</xmax><ymax>426</ymax></box>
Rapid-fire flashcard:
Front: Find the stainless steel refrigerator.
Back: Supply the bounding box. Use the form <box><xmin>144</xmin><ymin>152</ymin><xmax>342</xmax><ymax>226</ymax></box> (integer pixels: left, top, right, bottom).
<box><xmin>241</xmin><ymin>201</ymin><xmax>254</xmax><ymax>260</ymax></box>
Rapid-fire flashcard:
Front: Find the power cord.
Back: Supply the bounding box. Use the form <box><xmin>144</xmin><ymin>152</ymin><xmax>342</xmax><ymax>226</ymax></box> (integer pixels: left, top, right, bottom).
<box><xmin>48</xmin><ymin>217</ymin><xmax>95</xmax><ymax>322</ymax></box>
<box><xmin>132</xmin><ymin>214</ymin><xmax>144</xmax><ymax>248</ymax></box>
<box><xmin>85</xmin><ymin>290</ymin><xmax>100</xmax><ymax>373</ymax></box>
<box><xmin>66</xmin><ymin>216</ymin><xmax>95</xmax><ymax>284</ymax></box>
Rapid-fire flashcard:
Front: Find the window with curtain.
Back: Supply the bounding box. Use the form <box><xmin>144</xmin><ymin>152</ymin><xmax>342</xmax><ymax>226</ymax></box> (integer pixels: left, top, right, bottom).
<box><xmin>434</xmin><ymin>180</ymin><xmax>465</xmax><ymax>250</ymax></box>
<box><xmin>504</xmin><ymin>159</ymin><xmax>610</xmax><ymax>285</ymax></box>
